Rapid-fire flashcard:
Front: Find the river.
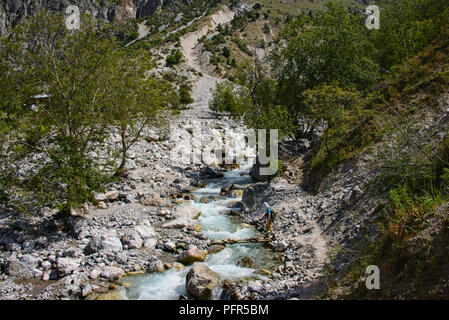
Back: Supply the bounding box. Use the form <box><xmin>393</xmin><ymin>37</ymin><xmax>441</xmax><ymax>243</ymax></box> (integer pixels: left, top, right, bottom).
<box><xmin>118</xmin><ymin>166</ymin><xmax>278</xmax><ymax>300</ymax></box>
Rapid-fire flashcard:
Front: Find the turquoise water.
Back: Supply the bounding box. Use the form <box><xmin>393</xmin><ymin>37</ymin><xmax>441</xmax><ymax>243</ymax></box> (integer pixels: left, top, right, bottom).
<box><xmin>121</xmin><ymin>167</ymin><xmax>276</xmax><ymax>300</ymax></box>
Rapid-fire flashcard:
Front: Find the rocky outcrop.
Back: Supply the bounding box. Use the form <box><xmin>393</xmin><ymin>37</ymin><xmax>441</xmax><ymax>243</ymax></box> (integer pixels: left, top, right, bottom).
<box><xmin>185</xmin><ymin>263</ymin><xmax>220</xmax><ymax>300</ymax></box>
<box><xmin>0</xmin><ymin>0</ymin><xmax>190</xmax><ymax>36</ymax></box>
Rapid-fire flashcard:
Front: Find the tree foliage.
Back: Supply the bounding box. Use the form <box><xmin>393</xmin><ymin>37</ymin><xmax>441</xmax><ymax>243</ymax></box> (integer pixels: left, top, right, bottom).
<box><xmin>0</xmin><ymin>11</ymin><xmax>178</xmax><ymax>218</ymax></box>
<box><xmin>370</xmin><ymin>0</ymin><xmax>449</xmax><ymax>70</ymax></box>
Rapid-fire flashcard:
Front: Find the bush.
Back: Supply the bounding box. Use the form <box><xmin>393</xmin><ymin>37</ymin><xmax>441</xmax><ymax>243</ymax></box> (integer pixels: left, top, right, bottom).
<box><xmin>166</xmin><ymin>49</ymin><xmax>183</xmax><ymax>66</ymax></box>
<box><xmin>222</xmin><ymin>46</ymin><xmax>231</xmax><ymax>58</ymax></box>
<box><xmin>179</xmin><ymin>84</ymin><xmax>194</xmax><ymax>104</ymax></box>
<box><xmin>209</xmin><ymin>82</ymin><xmax>244</xmax><ymax>113</ymax></box>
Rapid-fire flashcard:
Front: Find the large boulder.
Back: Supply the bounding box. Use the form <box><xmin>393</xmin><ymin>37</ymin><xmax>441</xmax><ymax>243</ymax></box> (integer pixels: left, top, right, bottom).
<box><xmin>101</xmin><ymin>235</ymin><xmax>123</xmax><ymax>252</ymax></box>
<box><xmin>220</xmin><ymin>184</ymin><xmax>234</xmax><ymax>195</ymax></box>
<box><xmin>134</xmin><ymin>223</ymin><xmax>156</xmax><ymax>239</ymax></box>
<box><xmin>200</xmin><ymin>166</ymin><xmax>224</xmax><ymax>179</ymax></box>
<box><xmin>177</xmin><ymin>247</ymin><xmax>207</xmax><ymax>265</ymax></box>
<box><xmin>186</xmin><ymin>263</ymin><xmax>220</xmax><ymax>300</ymax></box>
<box><xmin>87</xmin><ymin>230</ymin><xmax>123</xmax><ymax>254</ymax></box>
<box><xmin>101</xmin><ymin>266</ymin><xmax>125</xmax><ymax>281</ymax></box>
<box><xmin>163</xmin><ymin>218</ymin><xmax>201</xmax><ymax>231</ymax></box>
<box><xmin>173</xmin><ymin>205</ymin><xmax>201</xmax><ymax>219</ymax></box>
<box><xmin>241</xmin><ymin>183</ymin><xmax>270</xmax><ymax>211</ymax></box>
<box><xmin>163</xmin><ymin>205</ymin><xmax>201</xmax><ymax>231</ymax></box>
<box><xmin>122</xmin><ymin>229</ymin><xmax>143</xmax><ymax>249</ymax></box>
<box><xmin>56</xmin><ymin>257</ymin><xmax>81</xmax><ymax>277</ymax></box>
<box><xmin>5</xmin><ymin>259</ymin><xmax>33</xmax><ymax>279</ymax></box>
<box><xmin>140</xmin><ymin>192</ymin><xmax>163</xmax><ymax>206</ymax></box>
<box><xmin>105</xmin><ymin>190</ymin><xmax>119</xmax><ymax>201</ymax></box>
<box><xmin>143</xmin><ymin>238</ymin><xmax>157</xmax><ymax>249</ymax></box>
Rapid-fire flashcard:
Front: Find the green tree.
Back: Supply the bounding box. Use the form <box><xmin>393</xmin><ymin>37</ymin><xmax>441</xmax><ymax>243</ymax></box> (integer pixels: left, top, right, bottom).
<box><xmin>107</xmin><ymin>49</ymin><xmax>178</xmax><ymax>176</ymax></box>
<box><xmin>0</xmin><ymin>11</ymin><xmax>178</xmax><ymax>219</ymax></box>
<box><xmin>210</xmin><ymin>60</ymin><xmax>295</xmax><ymax>139</ymax></box>
<box><xmin>0</xmin><ymin>12</ymin><xmax>119</xmax><ymax>218</ymax></box>
<box><xmin>222</xmin><ymin>46</ymin><xmax>231</xmax><ymax>58</ymax></box>
<box><xmin>370</xmin><ymin>0</ymin><xmax>449</xmax><ymax>70</ymax></box>
<box><xmin>302</xmin><ymin>84</ymin><xmax>362</xmax><ymax>155</ymax></box>
<box><xmin>272</xmin><ymin>0</ymin><xmax>378</xmax><ymax>137</ymax></box>
<box><xmin>166</xmin><ymin>49</ymin><xmax>183</xmax><ymax>66</ymax></box>
<box><xmin>179</xmin><ymin>84</ymin><xmax>194</xmax><ymax>105</ymax></box>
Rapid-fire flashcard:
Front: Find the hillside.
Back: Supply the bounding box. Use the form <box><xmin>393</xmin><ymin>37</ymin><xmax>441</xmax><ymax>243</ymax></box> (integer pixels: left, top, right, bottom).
<box><xmin>320</xmin><ymin>35</ymin><xmax>449</xmax><ymax>299</ymax></box>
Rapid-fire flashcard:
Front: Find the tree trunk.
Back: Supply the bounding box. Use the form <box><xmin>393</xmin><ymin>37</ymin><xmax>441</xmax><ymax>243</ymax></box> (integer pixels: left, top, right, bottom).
<box><xmin>115</xmin><ymin>127</ymin><xmax>128</xmax><ymax>177</ymax></box>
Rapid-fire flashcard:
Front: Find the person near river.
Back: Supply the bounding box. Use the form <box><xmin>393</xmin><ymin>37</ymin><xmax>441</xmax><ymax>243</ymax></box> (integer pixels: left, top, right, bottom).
<box><xmin>262</xmin><ymin>202</ymin><xmax>277</xmax><ymax>239</ymax></box>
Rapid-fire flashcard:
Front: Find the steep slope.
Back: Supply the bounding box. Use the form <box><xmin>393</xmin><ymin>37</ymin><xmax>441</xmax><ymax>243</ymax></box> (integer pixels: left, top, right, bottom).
<box><xmin>0</xmin><ymin>0</ymin><xmax>193</xmax><ymax>36</ymax></box>
<box><xmin>243</xmin><ymin>35</ymin><xmax>449</xmax><ymax>299</ymax></box>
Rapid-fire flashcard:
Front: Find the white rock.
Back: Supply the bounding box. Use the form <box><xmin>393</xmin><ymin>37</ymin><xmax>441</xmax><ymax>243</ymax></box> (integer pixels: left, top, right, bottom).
<box><xmin>97</xmin><ymin>201</ymin><xmax>107</xmax><ymax>209</ymax></box>
<box><xmin>173</xmin><ymin>205</ymin><xmax>201</xmax><ymax>219</ymax></box>
<box><xmin>94</xmin><ymin>193</ymin><xmax>108</xmax><ymax>202</ymax></box>
<box><xmin>41</xmin><ymin>261</ymin><xmax>52</xmax><ymax>271</ymax></box>
<box><xmin>106</xmin><ymin>191</ymin><xmax>119</xmax><ymax>201</ymax></box>
<box><xmin>101</xmin><ymin>266</ymin><xmax>125</xmax><ymax>281</ymax></box>
<box><xmin>89</xmin><ymin>269</ymin><xmax>101</xmax><ymax>279</ymax></box>
<box><xmin>143</xmin><ymin>238</ymin><xmax>157</xmax><ymax>249</ymax></box>
<box><xmin>56</xmin><ymin>257</ymin><xmax>81</xmax><ymax>276</ymax></box>
<box><xmin>162</xmin><ymin>218</ymin><xmax>201</xmax><ymax>231</ymax></box>
<box><xmin>147</xmin><ymin>260</ymin><xmax>165</xmax><ymax>273</ymax></box>
<box><xmin>123</xmin><ymin>230</ymin><xmax>143</xmax><ymax>249</ymax></box>
<box><xmin>100</xmin><ymin>236</ymin><xmax>122</xmax><ymax>252</ymax></box>
<box><xmin>134</xmin><ymin>224</ymin><xmax>156</xmax><ymax>239</ymax></box>
<box><xmin>32</xmin><ymin>269</ymin><xmax>43</xmax><ymax>278</ymax></box>
<box><xmin>248</xmin><ymin>281</ymin><xmax>263</xmax><ymax>293</ymax></box>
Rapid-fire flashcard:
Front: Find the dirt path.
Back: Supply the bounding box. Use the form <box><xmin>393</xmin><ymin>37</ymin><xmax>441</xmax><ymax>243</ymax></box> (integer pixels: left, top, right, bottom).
<box><xmin>162</xmin><ymin>11</ymin><xmax>207</xmax><ymax>40</ymax></box>
<box><xmin>180</xmin><ymin>6</ymin><xmax>235</xmax><ymax>72</ymax></box>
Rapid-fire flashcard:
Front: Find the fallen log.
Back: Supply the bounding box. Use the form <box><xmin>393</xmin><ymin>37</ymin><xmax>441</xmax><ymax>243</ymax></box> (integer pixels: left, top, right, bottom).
<box><xmin>210</xmin><ymin>238</ymin><xmax>272</xmax><ymax>245</ymax></box>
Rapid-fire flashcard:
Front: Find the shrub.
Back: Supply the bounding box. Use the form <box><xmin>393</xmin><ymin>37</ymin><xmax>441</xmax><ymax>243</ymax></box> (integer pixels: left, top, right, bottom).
<box><xmin>179</xmin><ymin>84</ymin><xmax>194</xmax><ymax>104</ymax></box>
<box><xmin>166</xmin><ymin>49</ymin><xmax>183</xmax><ymax>66</ymax></box>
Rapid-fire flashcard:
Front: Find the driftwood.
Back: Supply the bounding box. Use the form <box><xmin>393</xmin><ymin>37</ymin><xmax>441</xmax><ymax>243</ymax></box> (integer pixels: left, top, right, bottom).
<box><xmin>210</xmin><ymin>238</ymin><xmax>272</xmax><ymax>245</ymax></box>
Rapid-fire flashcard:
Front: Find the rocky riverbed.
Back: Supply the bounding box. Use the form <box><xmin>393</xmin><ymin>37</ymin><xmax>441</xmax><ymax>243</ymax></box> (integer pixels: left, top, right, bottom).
<box><xmin>0</xmin><ymin>77</ymin><xmax>255</xmax><ymax>300</ymax></box>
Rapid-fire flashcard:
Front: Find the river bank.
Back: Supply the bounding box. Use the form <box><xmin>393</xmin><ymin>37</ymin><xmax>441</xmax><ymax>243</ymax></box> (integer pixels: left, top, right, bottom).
<box><xmin>0</xmin><ymin>79</ymin><xmax>251</xmax><ymax>299</ymax></box>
